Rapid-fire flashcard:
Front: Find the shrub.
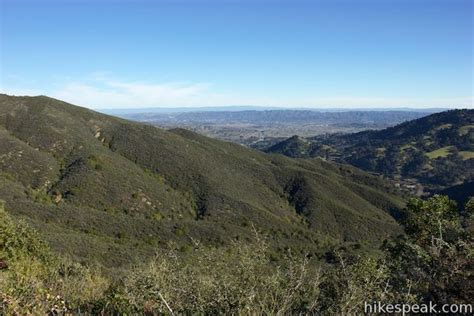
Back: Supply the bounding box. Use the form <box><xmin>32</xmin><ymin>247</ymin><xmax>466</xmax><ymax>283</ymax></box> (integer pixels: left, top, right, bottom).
<box><xmin>0</xmin><ymin>204</ymin><xmax>108</xmax><ymax>314</ymax></box>
<box><xmin>118</xmin><ymin>237</ymin><xmax>322</xmax><ymax>314</ymax></box>
<box><xmin>384</xmin><ymin>196</ymin><xmax>473</xmax><ymax>305</ymax></box>
<box><xmin>1</xmin><ymin>196</ymin><xmax>472</xmax><ymax>314</ymax></box>
<box><xmin>318</xmin><ymin>253</ymin><xmax>393</xmax><ymax>314</ymax></box>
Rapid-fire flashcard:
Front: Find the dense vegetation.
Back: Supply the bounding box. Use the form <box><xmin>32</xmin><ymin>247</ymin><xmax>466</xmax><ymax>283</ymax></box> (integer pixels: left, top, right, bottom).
<box><xmin>1</xmin><ymin>195</ymin><xmax>472</xmax><ymax>314</ymax></box>
<box><xmin>0</xmin><ymin>95</ymin><xmax>471</xmax><ymax>313</ymax></box>
<box><xmin>266</xmin><ymin>110</ymin><xmax>474</xmax><ymax>196</ymax></box>
<box><xmin>0</xmin><ymin>94</ymin><xmax>404</xmax><ymax>270</ymax></box>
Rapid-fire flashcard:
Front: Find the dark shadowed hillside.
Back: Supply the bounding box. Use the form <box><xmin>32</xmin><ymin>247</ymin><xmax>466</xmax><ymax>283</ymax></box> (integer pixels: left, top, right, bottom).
<box><xmin>440</xmin><ymin>181</ymin><xmax>474</xmax><ymax>208</ymax></box>
<box><xmin>0</xmin><ymin>94</ymin><xmax>405</xmax><ymax>269</ymax></box>
<box><xmin>266</xmin><ymin>110</ymin><xmax>474</xmax><ymax>196</ymax></box>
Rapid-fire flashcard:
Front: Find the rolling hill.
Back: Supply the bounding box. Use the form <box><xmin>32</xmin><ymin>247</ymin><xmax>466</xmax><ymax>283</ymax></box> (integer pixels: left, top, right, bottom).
<box><xmin>0</xmin><ymin>94</ymin><xmax>405</xmax><ymax>269</ymax></box>
<box><xmin>266</xmin><ymin>109</ymin><xmax>474</xmax><ymax>196</ymax></box>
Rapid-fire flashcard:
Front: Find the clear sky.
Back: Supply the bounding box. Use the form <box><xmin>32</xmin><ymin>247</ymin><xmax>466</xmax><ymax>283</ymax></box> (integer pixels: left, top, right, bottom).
<box><xmin>1</xmin><ymin>0</ymin><xmax>472</xmax><ymax>109</ymax></box>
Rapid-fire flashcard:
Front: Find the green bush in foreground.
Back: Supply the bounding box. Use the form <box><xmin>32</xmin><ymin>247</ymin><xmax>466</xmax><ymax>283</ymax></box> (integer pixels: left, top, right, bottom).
<box><xmin>1</xmin><ymin>196</ymin><xmax>472</xmax><ymax>314</ymax></box>
<box><xmin>384</xmin><ymin>195</ymin><xmax>473</xmax><ymax>305</ymax></box>
<box><xmin>119</xmin><ymin>239</ymin><xmax>321</xmax><ymax>314</ymax></box>
<box><xmin>0</xmin><ymin>202</ymin><xmax>108</xmax><ymax>314</ymax></box>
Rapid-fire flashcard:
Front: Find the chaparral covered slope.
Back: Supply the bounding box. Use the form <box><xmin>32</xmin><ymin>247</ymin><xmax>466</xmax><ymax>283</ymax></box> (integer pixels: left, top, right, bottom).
<box><xmin>0</xmin><ymin>94</ymin><xmax>404</xmax><ymax>268</ymax></box>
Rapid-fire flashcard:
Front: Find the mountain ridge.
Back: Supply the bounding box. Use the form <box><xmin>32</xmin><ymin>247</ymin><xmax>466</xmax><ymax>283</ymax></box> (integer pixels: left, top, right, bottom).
<box><xmin>0</xmin><ymin>94</ymin><xmax>404</xmax><ymax>269</ymax></box>
<box><xmin>265</xmin><ymin>109</ymin><xmax>474</xmax><ymax>195</ymax></box>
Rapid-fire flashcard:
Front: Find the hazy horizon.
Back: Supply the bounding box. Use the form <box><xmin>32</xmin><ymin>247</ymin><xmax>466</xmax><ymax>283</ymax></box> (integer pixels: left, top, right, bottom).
<box><xmin>99</xmin><ymin>104</ymin><xmax>450</xmax><ymax>113</ymax></box>
<box><xmin>0</xmin><ymin>92</ymin><xmax>455</xmax><ymax>112</ymax></box>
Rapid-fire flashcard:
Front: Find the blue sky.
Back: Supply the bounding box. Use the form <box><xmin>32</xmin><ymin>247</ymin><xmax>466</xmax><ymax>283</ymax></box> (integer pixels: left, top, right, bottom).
<box><xmin>1</xmin><ymin>0</ymin><xmax>472</xmax><ymax>109</ymax></box>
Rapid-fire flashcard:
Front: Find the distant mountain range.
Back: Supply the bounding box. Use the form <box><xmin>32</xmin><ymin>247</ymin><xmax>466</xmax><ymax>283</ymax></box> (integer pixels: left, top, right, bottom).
<box><xmin>101</xmin><ymin>106</ymin><xmax>447</xmax><ymax>115</ymax></box>
<box><xmin>265</xmin><ymin>109</ymin><xmax>474</xmax><ymax>199</ymax></box>
<box><xmin>0</xmin><ymin>94</ymin><xmax>406</xmax><ymax>270</ymax></box>
<box><xmin>117</xmin><ymin>109</ymin><xmax>438</xmax><ymax>146</ymax></box>
<box><xmin>122</xmin><ymin>109</ymin><xmax>436</xmax><ymax>125</ymax></box>
<box><xmin>101</xmin><ymin>105</ymin><xmax>285</xmax><ymax>115</ymax></box>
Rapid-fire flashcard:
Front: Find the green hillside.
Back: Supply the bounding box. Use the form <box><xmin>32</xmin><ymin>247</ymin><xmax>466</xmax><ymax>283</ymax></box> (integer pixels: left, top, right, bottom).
<box><xmin>2</xmin><ymin>193</ymin><xmax>471</xmax><ymax>314</ymax></box>
<box><xmin>0</xmin><ymin>94</ymin><xmax>405</xmax><ymax>269</ymax></box>
<box><xmin>266</xmin><ymin>109</ymin><xmax>474</xmax><ymax>194</ymax></box>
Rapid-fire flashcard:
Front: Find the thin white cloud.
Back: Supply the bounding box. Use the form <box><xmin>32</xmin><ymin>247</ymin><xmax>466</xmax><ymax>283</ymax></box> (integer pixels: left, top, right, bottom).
<box><xmin>1</xmin><ymin>74</ymin><xmax>472</xmax><ymax>109</ymax></box>
<box><xmin>50</xmin><ymin>81</ymin><xmax>214</xmax><ymax>108</ymax></box>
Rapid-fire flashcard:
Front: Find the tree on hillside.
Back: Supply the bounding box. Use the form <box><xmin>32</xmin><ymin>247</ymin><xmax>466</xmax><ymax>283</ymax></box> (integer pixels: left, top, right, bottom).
<box><xmin>384</xmin><ymin>195</ymin><xmax>473</xmax><ymax>304</ymax></box>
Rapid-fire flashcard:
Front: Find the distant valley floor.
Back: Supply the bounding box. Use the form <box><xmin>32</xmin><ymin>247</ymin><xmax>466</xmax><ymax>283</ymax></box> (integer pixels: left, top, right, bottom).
<box><xmin>116</xmin><ymin>109</ymin><xmax>435</xmax><ymax>146</ymax></box>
